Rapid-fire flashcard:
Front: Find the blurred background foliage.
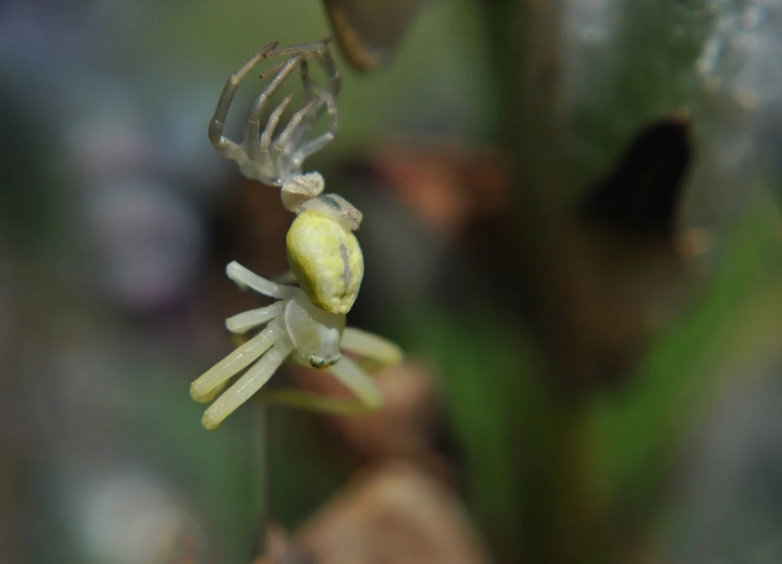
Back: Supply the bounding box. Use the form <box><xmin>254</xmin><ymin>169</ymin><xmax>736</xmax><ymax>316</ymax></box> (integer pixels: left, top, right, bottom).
<box><xmin>1</xmin><ymin>1</ymin><xmax>782</xmax><ymax>564</ymax></box>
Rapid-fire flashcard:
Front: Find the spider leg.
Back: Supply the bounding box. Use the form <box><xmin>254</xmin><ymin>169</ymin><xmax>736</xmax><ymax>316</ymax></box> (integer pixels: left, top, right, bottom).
<box><xmin>226</xmin><ymin>261</ymin><xmax>297</xmax><ymax>300</ymax></box>
<box><xmin>272</xmin><ymin>99</ymin><xmax>318</xmax><ymax>165</ymax></box>
<box><xmin>291</xmin><ymin>133</ymin><xmax>334</xmax><ymax>169</ymax></box>
<box><xmin>268</xmin><ymin>40</ymin><xmax>342</xmax><ymax>97</ymax></box>
<box><xmin>225</xmin><ymin>301</ymin><xmax>286</xmax><ymax>334</ymax></box>
<box><xmin>300</xmin><ymin>59</ymin><xmax>312</xmax><ymax>106</ymax></box>
<box><xmin>259</xmin><ymin>93</ymin><xmax>294</xmax><ymax>154</ymax></box>
<box><xmin>310</xmin><ymin>82</ymin><xmax>338</xmax><ymax>137</ymax></box>
<box><xmin>284</xmin><ymin>81</ymin><xmax>339</xmax><ymax>169</ymax></box>
<box><xmin>190</xmin><ymin>317</ymin><xmax>286</xmax><ymax>403</ymax></box>
<box><xmin>245</xmin><ymin>55</ymin><xmax>302</xmax><ymax>159</ymax></box>
<box><xmin>285</xmin><ymin>60</ymin><xmax>323</xmax><ymax>150</ymax></box>
<box><xmin>202</xmin><ymin>337</ymin><xmax>295</xmax><ymax>430</ymax></box>
<box><xmin>340</xmin><ymin>327</ymin><xmax>404</xmax><ymax>367</ymax></box>
<box><xmin>270</xmin><ymin>40</ymin><xmax>340</xmax><ymax>131</ymax></box>
<box><xmin>314</xmin><ymin>42</ymin><xmax>342</xmax><ymax>100</ymax></box>
<box><xmin>278</xmin><ymin>90</ymin><xmax>336</xmax><ymax>170</ymax></box>
<box><xmin>288</xmin><ymin>44</ymin><xmax>341</xmax><ymax>148</ymax></box>
<box><xmin>328</xmin><ymin>356</ymin><xmax>384</xmax><ymax>411</ymax></box>
<box><xmin>272</xmin><ymin>270</ymin><xmax>299</xmax><ymax>285</ymax></box>
<box><xmin>208</xmin><ymin>41</ymin><xmax>279</xmax><ymax>159</ymax></box>
<box><xmin>255</xmin><ymin>355</ymin><xmax>384</xmax><ymax>415</ymax></box>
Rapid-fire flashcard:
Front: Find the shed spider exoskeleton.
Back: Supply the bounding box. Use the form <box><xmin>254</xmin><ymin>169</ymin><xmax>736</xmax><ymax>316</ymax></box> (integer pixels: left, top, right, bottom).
<box><xmin>208</xmin><ymin>40</ymin><xmax>341</xmax><ymax>212</ymax></box>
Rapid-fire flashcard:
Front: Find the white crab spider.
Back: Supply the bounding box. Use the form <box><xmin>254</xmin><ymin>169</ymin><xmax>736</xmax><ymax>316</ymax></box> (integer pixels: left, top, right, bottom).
<box><xmin>208</xmin><ymin>40</ymin><xmax>341</xmax><ymax>213</ymax></box>
<box><xmin>191</xmin><ymin>260</ymin><xmax>402</xmax><ymax>431</ymax></box>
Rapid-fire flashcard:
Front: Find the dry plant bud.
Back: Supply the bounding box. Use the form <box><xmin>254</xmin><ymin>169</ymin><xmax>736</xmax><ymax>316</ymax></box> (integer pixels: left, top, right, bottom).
<box><xmin>297</xmin><ymin>462</ymin><xmax>489</xmax><ymax>564</ymax></box>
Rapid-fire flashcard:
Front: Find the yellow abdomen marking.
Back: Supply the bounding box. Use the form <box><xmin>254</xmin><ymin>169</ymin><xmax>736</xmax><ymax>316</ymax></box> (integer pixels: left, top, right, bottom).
<box><xmin>287</xmin><ymin>211</ymin><xmax>364</xmax><ymax>315</ymax></box>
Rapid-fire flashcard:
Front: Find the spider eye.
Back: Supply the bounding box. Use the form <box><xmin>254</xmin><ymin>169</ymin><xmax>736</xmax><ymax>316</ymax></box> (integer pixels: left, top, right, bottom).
<box><xmin>309</xmin><ymin>354</ymin><xmax>341</xmax><ymax>369</ymax></box>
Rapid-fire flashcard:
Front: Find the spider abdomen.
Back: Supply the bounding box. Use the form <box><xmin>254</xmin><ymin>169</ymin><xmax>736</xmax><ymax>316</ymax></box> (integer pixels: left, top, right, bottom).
<box><xmin>287</xmin><ymin>210</ymin><xmax>364</xmax><ymax>315</ymax></box>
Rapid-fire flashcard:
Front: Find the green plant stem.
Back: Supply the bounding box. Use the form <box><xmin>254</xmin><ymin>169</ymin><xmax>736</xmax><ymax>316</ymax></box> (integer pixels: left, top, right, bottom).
<box><xmin>524</xmin><ymin>389</ymin><xmax>600</xmax><ymax>564</ymax></box>
<box><xmin>253</xmin><ymin>401</ymin><xmax>272</xmax><ymax>558</ymax></box>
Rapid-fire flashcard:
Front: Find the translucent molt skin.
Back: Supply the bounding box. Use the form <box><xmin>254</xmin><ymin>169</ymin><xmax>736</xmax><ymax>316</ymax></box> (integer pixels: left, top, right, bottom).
<box><xmin>285</xmin><ymin>291</ymin><xmax>346</xmax><ymax>368</ymax></box>
<box><xmin>287</xmin><ymin>210</ymin><xmax>364</xmax><ymax>315</ymax></box>
<box><xmin>208</xmin><ymin>41</ymin><xmax>341</xmax><ymax>191</ymax></box>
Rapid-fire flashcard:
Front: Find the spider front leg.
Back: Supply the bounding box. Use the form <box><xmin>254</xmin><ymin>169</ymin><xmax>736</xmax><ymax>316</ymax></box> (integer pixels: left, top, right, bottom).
<box><xmin>325</xmin><ymin>327</ymin><xmax>404</xmax><ymax>412</ymax></box>
<box><xmin>202</xmin><ymin>336</ymin><xmax>295</xmax><ymax>430</ymax></box>
<box><xmin>190</xmin><ymin>317</ymin><xmax>287</xmax><ymax>403</ymax></box>
<box><xmin>208</xmin><ymin>41</ymin><xmax>279</xmax><ymax>160</ymax></box>
<box><xmin>226</xmin><ymin>261</ymin><xmax>297</xmax><ymax>300</ymax></box>
<box><xmin>329</xmin><ymin>355</ymin><xmax>384</xmax><ymax>411</ymax></box>
<box><xmin>226</xmin><ymin>301</ymin><xmax>286</xmax><ymax>334</ymax></box>
<box><xmin>341</xmin><ymin>327</ymin><xmax>404</xmax><ymax>367</ymax></box>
